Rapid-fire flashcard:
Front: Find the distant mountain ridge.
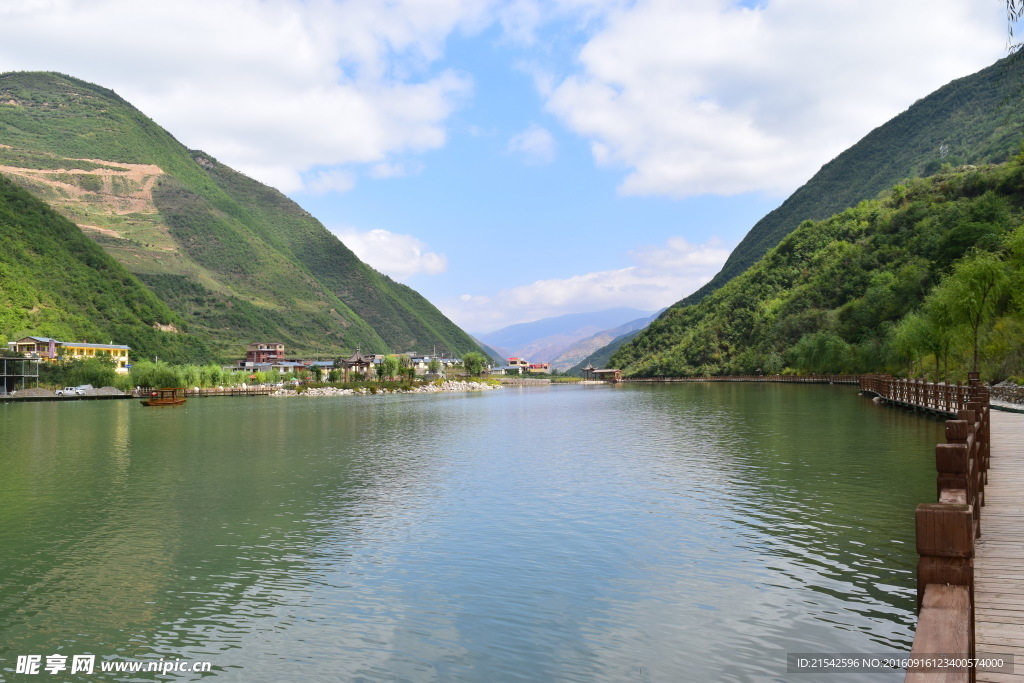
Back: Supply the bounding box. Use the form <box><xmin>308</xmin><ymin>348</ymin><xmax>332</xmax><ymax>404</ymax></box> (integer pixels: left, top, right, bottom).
<box><xmin>0</xmin><ymin>71</ymin><xmax>481</xmax><ymax>361</ymax></box>
<box><xmin>475</xmin><ymin>308</ymin><xmax>654</xmax><ymax>365</ymax></box>
<box><xmin>553</xmin><ymin>310</ymin><xmax>662</xmax><ymax>372</ymax></box>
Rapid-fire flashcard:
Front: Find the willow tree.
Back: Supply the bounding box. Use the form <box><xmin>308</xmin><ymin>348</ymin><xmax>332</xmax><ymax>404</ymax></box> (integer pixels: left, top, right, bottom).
<box><xmin>891</xmin><ymin>304</ymin><xmax>959</xmax><ymax>381</ymax></box>
<box><xmin>890</xmin><ymin>313</ymin><xmax>930</xmax><ymax>377</ymax></box>
<box><xmin>462</xmin><ymin>352</ymin><xmax>486</xmax><ymax>377</ymax></box>
<box><xmin>1010</xmin><ymin>1</ymin><xmax>1024</xmax><ymax>49</ymax></box>
<box><xmin>379</xmin><ymin>355</ymin><xmax>400</xmax><ymax>381</ymax></box>
<box><xmin>927</xmin><ymin>249</ymin><xmax>1009</xmax><ymax>373</ymax></box>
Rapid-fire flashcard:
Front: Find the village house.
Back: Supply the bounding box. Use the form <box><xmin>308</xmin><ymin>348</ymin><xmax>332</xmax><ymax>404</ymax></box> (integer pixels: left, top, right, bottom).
<box><xmin>7</xmin><ymin>336</ymin><xmax>131</xmax><ymax>374</ymax></box>
<box><xmin>499</xmin><ymin>357</ymin><xmax>549</xmax><ymax>375</ymax></box>
<box><xmin>225</xmin><ymin>344</ymin><xmax>461</xmax><ymax>382</ymax></box>
<box><xmin>245</xmin><ymin>342</ymin><xmax>285</xmax><ymax>364</ymax></box>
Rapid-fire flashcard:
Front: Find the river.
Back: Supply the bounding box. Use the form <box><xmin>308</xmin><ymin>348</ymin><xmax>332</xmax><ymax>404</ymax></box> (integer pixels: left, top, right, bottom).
<box><xmin>0</xmin><ymin>383</ymin><xmax>944</xmax><ymax>681</ymax></box>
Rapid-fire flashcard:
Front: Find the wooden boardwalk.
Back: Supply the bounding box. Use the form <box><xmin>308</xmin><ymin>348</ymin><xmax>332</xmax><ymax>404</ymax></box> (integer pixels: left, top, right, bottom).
<box><xmin>976</xmin><ymin>409</ymin><xmax>1024</xmax><ymax>682</ymax></box>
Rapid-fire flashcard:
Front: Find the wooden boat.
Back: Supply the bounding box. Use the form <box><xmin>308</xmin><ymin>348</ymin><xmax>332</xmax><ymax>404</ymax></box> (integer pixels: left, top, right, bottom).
<box><xmin>140</xmin><ymin>387</ymin><xmax>187</xmax><ymax>406</ymax></box>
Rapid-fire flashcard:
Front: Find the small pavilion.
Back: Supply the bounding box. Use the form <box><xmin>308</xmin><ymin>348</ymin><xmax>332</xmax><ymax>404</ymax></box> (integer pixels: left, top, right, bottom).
<box><xmin>342</xmin><ymin>348</ymin><xmax>375</xmax><ymax>381</ymax></box>
<box><xmin>592</xmin><ymin>368</ymin><xmax>623</xmax><ymax>383</ymax></box>
<box><xmin>581</xmin><ymin>364</ymin><xmax>622</xmax><ymax>382</ymax></box>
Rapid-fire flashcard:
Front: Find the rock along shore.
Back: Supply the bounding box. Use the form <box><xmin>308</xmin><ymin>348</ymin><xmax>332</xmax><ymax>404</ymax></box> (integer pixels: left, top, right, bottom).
<box><xmin>270</xmin><ymin>380</ymin><xmax>500</xmax><ymax>398</ymax></box>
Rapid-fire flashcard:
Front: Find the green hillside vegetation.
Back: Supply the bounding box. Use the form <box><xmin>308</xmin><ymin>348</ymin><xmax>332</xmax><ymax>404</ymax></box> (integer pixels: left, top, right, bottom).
<box><xmin>0</xmin><ymin>71</ymin><xmax>481</xmax><ymax>360</ymax></box>
<box><xmin>610</xmin><ymin>157</ymin><xmax>1024</xmax><ymax>381</ymax></box>
<box><xmin>679</xmin><ymin>54</ymin><xmax>1024</xmax><ymax>310</ymax></box>
<box><xmin>194</xmin><ymin>157</ymin><xmax>476</xmax><ymax>355</ymax></box>
<box><xmin>0</xmin><ymin>173</ymin><xmax>209</xmax><ymax>362</ymax></box>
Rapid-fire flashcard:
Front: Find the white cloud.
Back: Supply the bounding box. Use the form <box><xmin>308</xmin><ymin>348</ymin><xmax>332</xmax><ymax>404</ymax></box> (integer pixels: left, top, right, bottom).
<box><xmin>0</xmin><ymin>1</ymin><xmax>1003</xmax><ymax>200</ymax></box>
<box><xmin>545</xmin><ymin>0</ymin><xmax>1007</xmax><ymax>197</ymax></box>
<box><xmin>497</xmin><ymin>0</ymin><xmax>629</xmax><ymax>45</ymax></box>
<box><xmin>332</xmin><ymin>227</ymin><xmax>448</xmax><ymax>281</ymax></box>
<box><xmin>444</xmin><ymin>236</ymin><xmax>731</xmax><ymax>331</ymax></box>
<box><xmin>507</xmin><ymin>124</ymin><xmax>557</xmax><ymax>164</ymax></box>
<box><xmin>0</xmin><ymin>0</ymin><xmax>481</xmax><ymax>192</ymax></box>
<box><xmin>306</xmin><ymin>169</ymin><xmax>357</xmax><ymax>194</ymax></box>
<box><xmin>369</xmin><ymin>161</ymin><xmax>425</xmax><ymax>179</ymax></box>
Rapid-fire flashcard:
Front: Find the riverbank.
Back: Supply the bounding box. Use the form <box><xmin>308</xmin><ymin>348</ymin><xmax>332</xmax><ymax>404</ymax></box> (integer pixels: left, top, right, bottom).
<box><xmin>271</xmin><ymin>380</ymin><xmax>500</xmax><ymax>397</ymax></box>
<box><xmin>1</xmin><ymin>386</ymin><xmax>128</xmax><ymax>402</ymax></box>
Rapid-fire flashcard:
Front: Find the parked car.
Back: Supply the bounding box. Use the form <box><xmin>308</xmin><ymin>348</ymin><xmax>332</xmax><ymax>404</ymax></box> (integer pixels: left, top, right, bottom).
<box><xmin>55</xmin><ymin>386</ymin><xmax>86</xmax><ymax>396</ymax></box>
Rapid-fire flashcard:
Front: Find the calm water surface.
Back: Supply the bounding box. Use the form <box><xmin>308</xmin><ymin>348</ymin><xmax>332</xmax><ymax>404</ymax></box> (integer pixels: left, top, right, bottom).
<box><xmin>0</xmin><ymin>383</ymin><xmax>944</xmax><ymax>681</ymax></box>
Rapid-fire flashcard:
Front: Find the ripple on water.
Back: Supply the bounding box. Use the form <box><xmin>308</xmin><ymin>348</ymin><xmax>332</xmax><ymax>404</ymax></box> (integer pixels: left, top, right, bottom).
<box><xmin>0</xmin><ymin>385</ymin><xmax>941</xmax><ymax>681</ymax></box>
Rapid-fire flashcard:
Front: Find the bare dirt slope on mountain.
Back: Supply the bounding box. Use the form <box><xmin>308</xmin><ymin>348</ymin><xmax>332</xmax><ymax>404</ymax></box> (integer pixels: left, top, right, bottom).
<box><xmin>0</xmin><ymin>155</ymin><xmax>174</xmax><ymax>249</ymax></box>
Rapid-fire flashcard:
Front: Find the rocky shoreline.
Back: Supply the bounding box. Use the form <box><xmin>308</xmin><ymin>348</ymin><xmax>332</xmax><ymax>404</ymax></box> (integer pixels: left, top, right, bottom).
<box><xmin>270</xmin><ymin>380</ymin><xmax>500</xmax><ymax>397</ymax></box>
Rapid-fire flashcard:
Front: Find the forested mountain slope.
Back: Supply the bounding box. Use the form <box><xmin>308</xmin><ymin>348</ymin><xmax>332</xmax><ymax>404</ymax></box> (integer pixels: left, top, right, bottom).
<box><xmin>0</xmin><ymin>71</ymin><xmax>480</xmax><ymax>360</ymax></box>
<box><xmin>0</xmin><ymin>174</ymin><xmax>209</xmax><ymax>362</ymax></box>
<box><xmin>610</xmin><ymin>159</ymin><xmax>1024</xmax><ymax>381</ymax></box>
<box><xmin>680</xmin><ymin>53</ymin><xmax>1024</xmax><ymax>309</ymax></box>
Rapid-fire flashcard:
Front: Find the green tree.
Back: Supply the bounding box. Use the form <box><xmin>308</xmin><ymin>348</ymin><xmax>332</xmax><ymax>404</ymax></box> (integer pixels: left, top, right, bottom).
<box><xmin>928</xmin><ymin>249</ymin><xmax>1009</xmax><ymax>373</ymax></box>
<box><xmin>919</xmin><ymin>289</ymin><xmax>963</xmax><ymax>382</ymax></box>
<box><xmin>789</xmin><ymin>331</ymin><xmax>852</xmax><ymax>374</ymax></box>
<box><xmin>890</xmin><ymin>312</ymin><xmax>931</xmax><ymax>377</ymax></box>
<box><xmin>379</xmin><ymin>355</ymin><xmax>400</xmax><ymax>381</ymax></box>
<box><xmin>427</xmin><ymin>357</ymin><xmax>441</xmax><ymax>375</ymax></box>
<box><xmin>41</xmin><ymin>356</ymin><xmax>117</xmax><ymax>388</ymax></box>
<box><xmin>128</xmin><ymin>359</ymin><xmax>184</xmax><ymax>388</ymax></box>
<box><xmin>462</xmin><ymin>352</ymin><xmax>486</xmax><ymax>376</ymax></box>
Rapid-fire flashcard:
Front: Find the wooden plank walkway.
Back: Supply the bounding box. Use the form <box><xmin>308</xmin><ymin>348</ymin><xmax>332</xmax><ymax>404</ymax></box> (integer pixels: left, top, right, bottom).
<box><xmin>976</xmin><ymin>409</ymin><xmax>1024</xmax><ymax>682</ymax></box>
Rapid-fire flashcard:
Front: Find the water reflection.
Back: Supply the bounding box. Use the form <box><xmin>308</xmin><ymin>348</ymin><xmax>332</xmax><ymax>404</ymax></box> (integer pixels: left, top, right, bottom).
<box><xmin>0</xmin><ymin>386</ymin><xmax>942</xmax><ymax>681</ymax></box>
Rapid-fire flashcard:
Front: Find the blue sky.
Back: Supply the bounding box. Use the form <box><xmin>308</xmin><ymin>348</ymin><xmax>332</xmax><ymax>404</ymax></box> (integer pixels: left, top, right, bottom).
<box><xmin>0</xmin><ymin>0</ymin><xmax>1013</xmax><ymax>332</ymax></box>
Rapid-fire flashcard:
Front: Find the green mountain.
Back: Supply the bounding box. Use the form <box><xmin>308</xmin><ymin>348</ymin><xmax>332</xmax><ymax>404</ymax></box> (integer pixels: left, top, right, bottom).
<box><xmin>609</xmin><ymin>159</ymin><xmax>1024</xmax><ymax>381</ymax></box>
<box><xmin>0</xmin><ymin>173</ymin><xmax>209</xmax><ymax>362</ymax></box>
<box><xmin>681</xmin><ymin>53</ymin><xmax>1024</xmax><ymax>309</ymax></box>
<box><xmin>0</xmin><ymin>71</ymin><xmax>480</xmax><ymax>361</ymax></box>
<box><xmin>579</xmin><ymin>53</ymin><xmax>1024</xmax><ymax>374</ymax></box>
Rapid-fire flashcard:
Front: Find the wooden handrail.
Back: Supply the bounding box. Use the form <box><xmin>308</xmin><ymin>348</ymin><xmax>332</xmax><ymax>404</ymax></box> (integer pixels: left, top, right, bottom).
<box><xmin>879</xmin><ymin>376</ymin><xmax>991</xmax><ymax>682</ymax></box>
<box><xmin>859</xmin><ymin>375</ymin><xmax>989</xmax><ymax>418</ymax></box>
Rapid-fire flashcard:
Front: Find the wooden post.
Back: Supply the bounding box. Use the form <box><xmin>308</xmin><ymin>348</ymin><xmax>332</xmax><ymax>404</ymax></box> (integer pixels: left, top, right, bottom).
<box><xmin>915</xmin><ymin>503</ymin><xmax>975</xmax><ymax>607</ymax></box>
<box><xmin>914</xmin><ymin>501</ymin><xmax>976</xmax><ymax>681</ymax></box>
<box><xmin>964</xmin><ymin>402</ymin><xmax>986</xmax><ymax>506</ymax></box>
<box><xmin>935</xmin><ymin>428</ymin><xmax>970</xmax><ymax>503</ymax></box>
<box><xmin>950</xmin><ymin>416</ymin><xmax>982</xmax><ymax>538</ymax></box>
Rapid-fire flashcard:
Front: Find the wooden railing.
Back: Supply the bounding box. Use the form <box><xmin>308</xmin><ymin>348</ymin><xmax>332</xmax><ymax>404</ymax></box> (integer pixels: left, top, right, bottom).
<box><xmin>623</xmin><ymin>374</ymin><xmax>860</xmax><ymax>384</ymax></box>
<box><xmin>859</xmin><ymin>375</ymin><xmax>986</xmax><ymax>417</ymax></box>
<box><xmin>865</xmin><ymin>376</ymin><xmax>990</xmax><ymax>682</ymax></box>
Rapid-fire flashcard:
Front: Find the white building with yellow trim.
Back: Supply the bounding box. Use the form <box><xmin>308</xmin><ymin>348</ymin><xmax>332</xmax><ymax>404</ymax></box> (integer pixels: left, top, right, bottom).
<box><xmin>7</xmin><ymin>336</ymin><xmax>131</xmax><ymax>374</ymax></box>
